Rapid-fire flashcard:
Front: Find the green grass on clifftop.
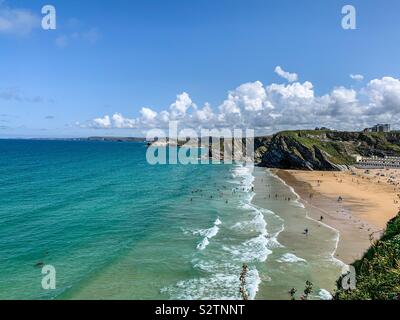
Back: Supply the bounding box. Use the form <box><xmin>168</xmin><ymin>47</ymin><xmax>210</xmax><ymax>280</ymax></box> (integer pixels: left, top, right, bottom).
<box><xmin>277</xmin><ymin>131</ymin><xmax>356</xmax><ymax>165</ymax></box>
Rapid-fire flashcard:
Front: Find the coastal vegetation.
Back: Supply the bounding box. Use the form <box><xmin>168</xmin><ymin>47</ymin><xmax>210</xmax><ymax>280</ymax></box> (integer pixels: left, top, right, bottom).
<box><xmin>334</xmin><ymin>213</ymin><xmax>400</xmax><ymax>300</ymax></box>
<box><xmin>288</xmin><ymin>281</ymin><xmax>314</xmax><ymax>300</ymax></box>
<box><xmin>239</xmin><ymin>264</ymin><xmax>249</xmax><ymax>300</ymax></box>
<box><xmin>255</xmin><ymin>130</ymin><xmax>400</xmax><ymax>170</ymax></box>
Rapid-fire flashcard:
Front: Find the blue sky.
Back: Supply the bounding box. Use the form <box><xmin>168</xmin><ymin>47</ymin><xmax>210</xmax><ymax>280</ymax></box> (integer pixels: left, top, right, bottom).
<box><xmin>1</xmin><ymin>0</ymin><xmax>400</xmax><ymax>137</ymax></box>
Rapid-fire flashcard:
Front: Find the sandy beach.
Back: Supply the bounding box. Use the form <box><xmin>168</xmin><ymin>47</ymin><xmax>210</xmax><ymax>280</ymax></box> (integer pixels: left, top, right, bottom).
<box><xmin>275</xmin><ymin>168</ymin><xmax>400</xmax><ymax>264</ymax></box>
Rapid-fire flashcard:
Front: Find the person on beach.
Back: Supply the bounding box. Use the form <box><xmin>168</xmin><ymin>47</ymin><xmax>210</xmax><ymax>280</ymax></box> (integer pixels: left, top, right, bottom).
<box><xmin>303</xmin><ymin>228</ymin><xmax>309</xmax><ymax>236</ymax></box>
<box><xmin>319</xmin><ymin>216</ymin><xmax>324</xmax><ymax>221</ymax></box>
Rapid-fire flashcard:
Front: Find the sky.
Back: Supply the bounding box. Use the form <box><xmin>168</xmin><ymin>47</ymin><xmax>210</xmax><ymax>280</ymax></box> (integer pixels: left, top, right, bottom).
<box><xmin>1</xmin><ymin>0</ymin><xmax>400</xmax><ymax>137</ymax></box>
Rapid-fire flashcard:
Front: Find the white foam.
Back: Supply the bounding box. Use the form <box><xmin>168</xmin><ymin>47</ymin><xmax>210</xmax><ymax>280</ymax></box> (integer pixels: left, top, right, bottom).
<box><xmin>246</xmin><ymin>268</ymin><xmax>261</xmax><ymax>300</ymax></box>
<box><xmin>232</xmin><ymin>209</ymin><xmax>267</xmax><ymax>234</ymax></box>
<box><xmin>191</xmin><ymin>259</ymin><xmax>240</xmax><ymax>274</ymax></box>
<box><xmin>200</xmin><ymin>225</ymin><xmax>219</xmax><ymax>238</ymax></box>
<box><xmin>195</xmin><ymin>218</ymin><xmax>221</xmax><ymax>250</ymax></box>
<box><xmin>277</xmin><ymin>253</ymin><xmax>307</xmax><ymax>263</ymax></box>
<box><xmin>175</xmin><ymin>165</ymin><xmax>284</xmax><ymax>300</ymax></box>
<box><xmin>269</xmin><ymin>169</ymin><xmax>346</xmax><ymax>268</ymax></box>
<box><xmin>318</xmin><ymin>289</ymin><xmax>333</xmax><ymax>300</ymax></box>
<box><xmin>230</xmin><ymin>164</ymin><xmax>255</xmax><ymax>193</ymax></box>
<box><xmin>196</xmin><ymin>237</ymin><xmax>210</xmax><ymax>250</ymax></box>
<box><xmin>161</xmin><ymin>263</ymin><xmax>261</xmax><ymax>300</ymax></box>
<box><xmin>223</xmin><ymin>234</ymin><xmax>273</xmax><ymax>263</ymax></box>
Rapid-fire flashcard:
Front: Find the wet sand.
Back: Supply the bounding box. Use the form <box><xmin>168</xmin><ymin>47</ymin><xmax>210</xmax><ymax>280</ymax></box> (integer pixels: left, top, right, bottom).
<box><xmin>252</xmin><ymin>168</ymin><xmax>344</xmax><ymax>299</ymax></box>
<box><xmin>274</xmin><ymin>168</ymin><xmax>400</xmax><ymax>264</ymax></box>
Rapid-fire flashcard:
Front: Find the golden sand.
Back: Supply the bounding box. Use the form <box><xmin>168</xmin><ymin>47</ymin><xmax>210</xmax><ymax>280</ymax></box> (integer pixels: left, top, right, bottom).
<box><xmin>275</xmin><ymin>168</ymin><xmax>400</xmax><ymax>264</ymax></box>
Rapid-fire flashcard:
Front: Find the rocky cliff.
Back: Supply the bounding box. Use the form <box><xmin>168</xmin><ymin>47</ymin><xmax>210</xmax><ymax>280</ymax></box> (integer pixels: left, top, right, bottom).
<box><xmin>255</xmin><ymin>130</ymin><xmax>400</xmax><ymax>171</ymax></box>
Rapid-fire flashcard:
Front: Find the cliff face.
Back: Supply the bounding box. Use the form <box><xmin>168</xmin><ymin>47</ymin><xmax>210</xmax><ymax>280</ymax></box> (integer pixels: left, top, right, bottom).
<box><xmin>255</xmin><ymin>130</ymin><xmax>400</xmax><ymax>171</ymax></box>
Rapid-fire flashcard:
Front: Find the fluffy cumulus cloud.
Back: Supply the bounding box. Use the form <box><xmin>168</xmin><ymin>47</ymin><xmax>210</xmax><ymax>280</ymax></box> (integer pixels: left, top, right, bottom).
<box><xmin>169</xmin><ymin>92</ymin><xmax>195</xmax><ymax>119</ymax></box>
<box><xmin>92</xmin><ymin>115</ymin><xmax>111</xmax><ymax>128</ymax></box>
<box><xmin>274</xmin><ymin>66</ymin><xmax>298</xmax><ymax>83</ymax></box>
<box><xmin>87</xmin><ymin>67</ymin><xmax>400</xmax><ymax>134</ymax></box>
<box><xmin>140</xmin><ymin>107</ymin><xmax>157</xmax><ymax>124</ymax></box>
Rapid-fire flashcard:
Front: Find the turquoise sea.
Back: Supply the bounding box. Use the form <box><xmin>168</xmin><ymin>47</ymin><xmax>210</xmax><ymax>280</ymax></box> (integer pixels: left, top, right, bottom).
<box><xmin>0</xmin><ymin>140</ymin><xmax>343</xmax><ymax>300</ymax></box>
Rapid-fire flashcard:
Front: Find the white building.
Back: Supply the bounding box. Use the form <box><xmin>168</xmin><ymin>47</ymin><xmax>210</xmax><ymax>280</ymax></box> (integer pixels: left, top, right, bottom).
<box><xmin>355</xmin><ymin>156</ymin><xmax>400</xmax><ymax>169</ymax></box>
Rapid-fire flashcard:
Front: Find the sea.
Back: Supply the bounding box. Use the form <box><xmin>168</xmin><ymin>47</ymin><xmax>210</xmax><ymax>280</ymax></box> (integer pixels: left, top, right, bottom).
<box><xmin>0</xmin><ymin>140</ymin><xmax>344</xmax><ymax>300</ymax></box>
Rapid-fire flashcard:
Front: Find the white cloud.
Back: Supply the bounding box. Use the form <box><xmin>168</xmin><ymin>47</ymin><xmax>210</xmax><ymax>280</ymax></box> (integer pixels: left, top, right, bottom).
<box><xmin>92</xmin><ymin>115</ymin><xmax>111</xmax><ymax>128</ymax></box>
<box><xmin>267</xmin><ymin>81</ymin><xmax>314</xmax><ymax>100</ymax></box>
<box><xmin>363</xmin><ymin>77</ymin><xmax>400</xmax><ymax>115</ymax></box>
<box><xmin>350</xmin><ymin>74</ymin><xmax>364</xmax><ymax>81</ymax></box>
<box><xmin>170</xmin><ymin>92</ymin><xmax>195</xmax><ymax>119</ymax></box>
<box><xmin>0</xmin><ymin>4</ymin><xmax>39</xmax><ymax>36</ymax></box>
<box><xmin>90</xmin><ymin>113</ymin><xmax>137</xmax><ymax>129</ymax></box>
<box><xmin>274</xmin><ymin>66</ymin><xmax>298</xmax><ymax>83</ymax></box>
<box><xmin>194</xmin><ymin>103</ymin><xmax>214</xmax><ymax>123</ymax></box>
<box><xmin>230</xmin><ymin>81</ymin><xmax>268</xmax><ymax>112</ymax></box>
<box><xmin>140</xmin><ymin>107</ymin><xmax>158</xmax><ymax>124</ymax></box>
<box><xmin>87</xmin><ymin>72</ymin><xmax>400</xmax><ymax>134</ymax></box>
<box><xmin>112</xmin><ymin>113</ymin><xmax>137</xmax><ymax>128</ymax></box>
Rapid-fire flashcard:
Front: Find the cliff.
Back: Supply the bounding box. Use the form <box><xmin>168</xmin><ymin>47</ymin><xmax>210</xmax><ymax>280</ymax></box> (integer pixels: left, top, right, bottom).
<box><xmin>255</xmin><ymin>130</ymin><xmax>400</xmax><ymax>171</ymax></box>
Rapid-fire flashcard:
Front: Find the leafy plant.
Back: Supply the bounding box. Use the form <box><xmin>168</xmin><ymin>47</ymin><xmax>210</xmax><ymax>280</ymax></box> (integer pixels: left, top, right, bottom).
<box><xmin>288</xmin><ymin>281</ymin><xmax>314</xmax><ymax>300</ymax></box>
<box><xmin>239</xmin><ymin>264</ymin><xmax>249</xmax><ymax>300</ymax></box>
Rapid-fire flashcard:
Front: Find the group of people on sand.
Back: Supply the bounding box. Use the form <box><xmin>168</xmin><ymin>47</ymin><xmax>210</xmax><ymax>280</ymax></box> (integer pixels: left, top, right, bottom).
<box><xmin>349</xmin><ymin>168</ymin><xmax>400</xmax><ymax>210</ymax></box>
<box><xmin>264</xmin><ymin>193</ymin><xmax>292</xmax><ymax>201</ymax></box>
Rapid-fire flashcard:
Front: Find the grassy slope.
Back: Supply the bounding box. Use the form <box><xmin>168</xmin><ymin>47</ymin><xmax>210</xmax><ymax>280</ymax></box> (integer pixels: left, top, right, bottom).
<box><xmin>276</xmin><ymin>130</ymin><xmax>356</xmax><ymax>165</ymax></box>
<box><xmin>334</xmin><ymin>213</ymin><xmax>400</xmax><ymax>300</ymax></box>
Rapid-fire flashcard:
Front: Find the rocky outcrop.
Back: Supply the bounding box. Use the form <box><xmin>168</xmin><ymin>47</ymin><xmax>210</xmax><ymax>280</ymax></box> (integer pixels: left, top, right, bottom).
<box><xmin>255</xmin><ymin>130</ymin><xmax>400</xmax><ymax>171</ymax></box>
<box><xmin>257</xmin><ymin>134</ymin><xmax>348</xmax><ymax>170</ymax></box>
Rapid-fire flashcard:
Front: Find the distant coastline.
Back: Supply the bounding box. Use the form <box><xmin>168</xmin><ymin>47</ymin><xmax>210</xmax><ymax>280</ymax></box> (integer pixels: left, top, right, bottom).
<box><xmin>0</xmin><ymin>137</ymin><xmax>150</xmax><ymax>143</ymax></box>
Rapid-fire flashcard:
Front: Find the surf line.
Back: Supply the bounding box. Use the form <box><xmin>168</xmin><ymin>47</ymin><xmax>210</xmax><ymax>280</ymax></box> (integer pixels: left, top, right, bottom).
<box><xmin>270</xmin><ymin>170</ymin><xmax>347</xmax><ymax>268</ymax></box>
